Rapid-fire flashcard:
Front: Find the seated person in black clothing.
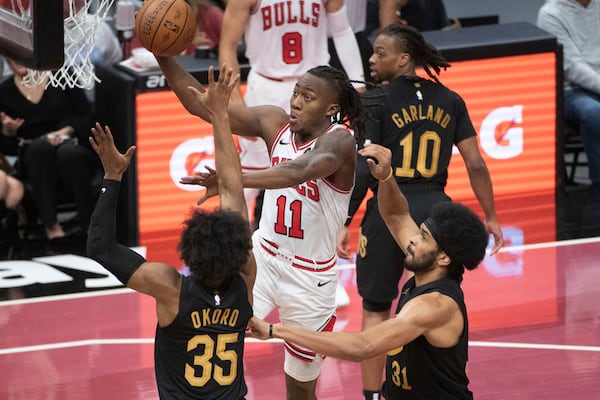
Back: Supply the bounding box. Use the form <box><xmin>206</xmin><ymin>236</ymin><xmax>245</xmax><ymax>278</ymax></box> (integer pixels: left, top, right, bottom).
<box><xmin>367</xmin><ymin>0</ymin><xmax>451</xmax><ymax>38</ymax></box>
<box><xmin>0</xmin><ymin>58</ymin><xmax>99</xmax><ymax>240</ymax></box>
<box><xmin>0</xmin><ymin>166</ymin><xmax>24</xmax><ymax>256</ymax></box>
<box><xmin>0</xmin><ymin>157</ymin><xmax>23</xmax><ymax>210</ymax></box>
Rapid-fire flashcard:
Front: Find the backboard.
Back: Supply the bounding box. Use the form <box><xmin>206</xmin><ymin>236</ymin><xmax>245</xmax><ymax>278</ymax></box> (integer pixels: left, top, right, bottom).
<box><xmin>0</xmin><ymin>0</ymin><xmax>64</xmax><ymax>69</ymax></box>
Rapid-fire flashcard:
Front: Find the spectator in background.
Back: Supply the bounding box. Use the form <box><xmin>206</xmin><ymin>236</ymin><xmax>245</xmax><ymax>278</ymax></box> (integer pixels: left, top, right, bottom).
<box><xmin>186</xmin><ymin>0</ymin><xmax>224</xmax><ymax>54</ymax></box>
<box><xmin>0</xmin><ymin>153</ymin><xmax>23</xmax><ymax>210</ymax></box>
<box><xmin>89</xmin><ymin>20</ymin><xmax>123</xmax><ymax>66</ymax></box>
<box><xmin>537</xmin><ymin>0</ymin><xmax>600</xmax><ymax>187</ymax></box>
<box><xmin>396</xmin><ymin>0</ymin><xmax>451</xmax><ymax>31</ymax></box>
<box><xmin>367</xmin><ymin>0</ymin><xmax>451</xmax><ymax>39</ymax></box>
<box><xmin>0</xmin><ymin>156</ymin><xmax>24</xmax><ymax>257</ymax></box>
<box><xmin>128</xmin><ymin>0</ymin><xmax>224</xmax><ymax>57</ymax></box>
<box><xmin>0</xmin><ymin>58</ymin><xmax>99</xmax><ymax>242</ymax></box>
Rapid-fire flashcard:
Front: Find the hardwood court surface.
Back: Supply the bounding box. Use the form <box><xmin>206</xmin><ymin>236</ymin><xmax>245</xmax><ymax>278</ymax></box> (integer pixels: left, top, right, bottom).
<box><xmin>1</xmin><ymin>238</ymin><xmax>599</xmax><ymax>399</ymax></box>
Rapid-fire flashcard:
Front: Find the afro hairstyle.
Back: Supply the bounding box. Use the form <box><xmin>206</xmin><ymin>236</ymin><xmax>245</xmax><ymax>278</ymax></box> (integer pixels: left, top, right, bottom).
<box><xmin>177</xmin><ymin>209</ymin><xmax>252</xmax><ymax>290</ymax></box>
<box><xmin>428</xmin><ymin>202</ymin><xmax>488</xmax><ymax>281</ymax></box>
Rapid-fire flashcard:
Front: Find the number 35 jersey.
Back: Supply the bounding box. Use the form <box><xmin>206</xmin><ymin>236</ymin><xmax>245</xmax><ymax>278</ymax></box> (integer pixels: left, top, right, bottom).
<box><xmin>244</xmin><ymin>0</ymin><xmax>329</xmax><ymax>79</ymax></box>
<box><xmin>366</xmin><ymin>76</ymin><xmax>477</xmax><ymax>190</ymax></box>
<box><xmin>154</xmin><ymin>274</ymin><xmax>252</xmax><ymax>400</ymax></box>
<box><xmin>256</xmin><ymin>123</ymin><xmax>352</xmax><ymax>264</ymax></box>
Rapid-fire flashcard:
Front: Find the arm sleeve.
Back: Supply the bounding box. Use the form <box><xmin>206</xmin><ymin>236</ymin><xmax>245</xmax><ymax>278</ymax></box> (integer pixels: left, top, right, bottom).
<box><xmin>86</xmin><ymin>179</ymin><xmax>146</xmax><ymax>285</ymax></box>
<box><xmin>328</xmin><ymin>5</ymin><xmax>366</xmax><ymax>88</ymax></box>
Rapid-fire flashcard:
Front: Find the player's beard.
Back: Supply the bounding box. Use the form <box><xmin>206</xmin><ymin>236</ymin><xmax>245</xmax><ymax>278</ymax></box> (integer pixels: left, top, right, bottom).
<box><xmin>404</xmin><ymin>247</ymin><xmax>438</xmax><ymax>274</ymax></box>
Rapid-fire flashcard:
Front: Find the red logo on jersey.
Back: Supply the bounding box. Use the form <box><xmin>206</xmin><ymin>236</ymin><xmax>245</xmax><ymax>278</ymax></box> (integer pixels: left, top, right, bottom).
<box><xmin>295</xmin><ymin>180</ymin><xmax>320</xmax><ymax>201</ymax></box>
<box><xmin>272</xmin><ymin>156</ymin><xmax>320</xmax><ymax>201</ymax></box>
<box><xmin>261</xmin><ymin>1</ymin><xmax>321</xmax><ymax>31</ymax></box>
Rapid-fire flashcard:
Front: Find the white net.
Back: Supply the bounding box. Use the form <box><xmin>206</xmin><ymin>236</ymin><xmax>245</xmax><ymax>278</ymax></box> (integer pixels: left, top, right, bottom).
<box><xmin>23</xmin><ymin>0</ymin><xmax>115</xmax><ymax>90</ymax></box>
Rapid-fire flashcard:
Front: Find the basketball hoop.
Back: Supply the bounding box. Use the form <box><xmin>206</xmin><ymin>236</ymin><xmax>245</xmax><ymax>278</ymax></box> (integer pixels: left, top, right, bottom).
<box><xmin>22</xmin><ymin>0</ymin><xmax>116</xmax><ymax>89</ymax></box>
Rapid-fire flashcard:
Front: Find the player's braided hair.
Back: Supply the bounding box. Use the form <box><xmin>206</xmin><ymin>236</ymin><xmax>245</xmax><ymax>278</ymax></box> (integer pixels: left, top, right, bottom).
<box><xmin>306</xmin><ymin>65</ymin><xmax>367</xmax><ymax>142</ymax></box>
<box><xmin>381</xmin><ymin>23</ymin><xmax>450</xmax><ymax>84</ymax></box>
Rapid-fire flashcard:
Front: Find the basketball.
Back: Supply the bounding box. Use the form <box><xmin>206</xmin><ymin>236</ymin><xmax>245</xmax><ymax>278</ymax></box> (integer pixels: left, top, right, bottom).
<box><xmin>134</xmin><ymin>0</ymin><xmax>197</xmax><ymax>57</ymax></box>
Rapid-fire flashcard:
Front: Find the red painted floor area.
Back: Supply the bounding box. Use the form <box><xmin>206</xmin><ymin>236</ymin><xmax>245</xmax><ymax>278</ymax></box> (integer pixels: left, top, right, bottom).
<box><xmin>1</xmin><ymin>239</ymin><xmax>600</xmax><ymax>399</ymax></box>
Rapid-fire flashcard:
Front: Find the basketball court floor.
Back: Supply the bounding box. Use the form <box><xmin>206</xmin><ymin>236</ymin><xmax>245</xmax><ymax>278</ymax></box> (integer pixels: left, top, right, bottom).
<box><xmin>1</xmin><ymin>235</ymin><xmax>599</xmax><ymax>399</ymax></box>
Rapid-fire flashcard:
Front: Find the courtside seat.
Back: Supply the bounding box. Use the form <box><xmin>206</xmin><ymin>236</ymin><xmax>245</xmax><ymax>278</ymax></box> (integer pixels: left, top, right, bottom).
<box><xmin>563</xmin><ymin>121</ymin><xmax>587</xmax><ymax>185</ymax></box>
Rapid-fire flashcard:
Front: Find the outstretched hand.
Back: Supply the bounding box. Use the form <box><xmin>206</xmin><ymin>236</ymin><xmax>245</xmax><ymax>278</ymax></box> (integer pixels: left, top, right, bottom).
<box><xmin>187</xmin><ymin>64</ymin><xmax>240</xmax><ymax>117</ymax></box>
<box><xmin>179</xmin><ymin>166</ymin><xmax>219</xmax><ymax>205</ymax></box>
<box><xmin>89</xmin><ymin>122</ymin><xmax>136</xmax><ymax>181</ymax></box>
<box><xmin>180</xmin><ymin>64</ymin><xmax>241</xmax><ymax>205</ymax></box>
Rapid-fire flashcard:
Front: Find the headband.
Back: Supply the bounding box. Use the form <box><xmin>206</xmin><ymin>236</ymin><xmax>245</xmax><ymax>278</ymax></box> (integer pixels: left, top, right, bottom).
<box><xmin>423</xmin><ymin>217</ymin><xmax>443</xmax><ymax>250</ymax></box>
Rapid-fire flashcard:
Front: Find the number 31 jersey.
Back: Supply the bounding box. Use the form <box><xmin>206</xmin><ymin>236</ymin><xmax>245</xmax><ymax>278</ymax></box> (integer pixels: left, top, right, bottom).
<box><xmin>256</xmin><ymin>123</ymin><xmax>352</xmax><ymax>263</ymax></box>
<box><xmin>244</xmin><ymin>0</ymin><xmax>329</xmax><ymax>79</ymax></box>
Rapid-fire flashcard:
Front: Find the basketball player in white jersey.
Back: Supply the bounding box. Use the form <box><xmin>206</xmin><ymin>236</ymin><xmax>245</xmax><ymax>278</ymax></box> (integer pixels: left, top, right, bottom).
<box><xmin>218</xmin><ymin>0</ymin><xmax>366</xmax><ymax>227</ymax></box>
<box><xmin>156</xmin><ymin>56</ymin><xmax>366</xmax><ymax>399</ymax></box>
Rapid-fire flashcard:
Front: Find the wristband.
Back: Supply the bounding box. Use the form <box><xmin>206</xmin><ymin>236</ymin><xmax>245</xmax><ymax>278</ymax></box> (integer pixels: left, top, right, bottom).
<box><xmin>380</xmin><ymin>167</ymin><xmax>394</xmax><ymax>183</ymax></box>
<box><xmin>269</xmin><ymin>324</ymin><xmax>273</xmax><ymax>339</ymax></box>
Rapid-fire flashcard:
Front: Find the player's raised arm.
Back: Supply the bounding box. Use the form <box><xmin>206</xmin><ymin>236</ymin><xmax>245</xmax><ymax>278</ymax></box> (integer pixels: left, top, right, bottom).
<box><xmin>155</xmin><ymin>56</ymin><xmax>285</xmax><ymax>139</ymax></box>
<box><xmin>188</xmin><ymin>66</ymin><xmax>245</xmax><ymax>216</ymax></box>
<box><xmin>187</xmin><ymin>65</ymin><xmax>256</xmax><ymax>299</ymax></box>
<box><xmin>86</xmin><ymin>124</ymin><xmax>183</xmax><ymax>325</ymax></box>
<box><xmin>358</xmin><ymin>143</ymin><xmax>419</xmax><ymax>252</ymax></box>
<box><xmin>218</xmin><ymin>0</ymin><xmax>253</xmax><ymax>104</ymax></box>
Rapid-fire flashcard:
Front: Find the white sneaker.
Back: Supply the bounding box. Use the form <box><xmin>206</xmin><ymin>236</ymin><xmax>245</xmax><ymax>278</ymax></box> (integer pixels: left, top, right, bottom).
<box><xmin>335</xmin><ymin>280</ymin><xmax>350</xmax><ymax>308</ymax></box>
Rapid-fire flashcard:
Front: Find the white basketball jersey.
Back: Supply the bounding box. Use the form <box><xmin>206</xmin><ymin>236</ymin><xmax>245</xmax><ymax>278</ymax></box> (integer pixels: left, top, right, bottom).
<box><xmin>245</xmin><ymin>0</ymin><xmax>330</xmax><ymax>79</ymax></box>
<box><xmin>256</xmin><ymin>123</ymin><xmax>352</xmax><ymax>262</ymax></box>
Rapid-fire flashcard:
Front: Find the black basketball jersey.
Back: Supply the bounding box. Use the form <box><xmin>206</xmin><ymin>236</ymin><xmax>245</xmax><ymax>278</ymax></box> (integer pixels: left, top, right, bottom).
<box><xmin>364</xmin><ymin>76</ymin><xmax>477</xmax><ymax>191</ymax></box>
<box><xmin>382</xmin><ymin>277</ymin><xmax>472</xmax><ymax>400</ymax></box>
<box><xmin>154</xmin><ymin>274</ymin><xmax>252</xmax><ymax>400</ymax></box>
